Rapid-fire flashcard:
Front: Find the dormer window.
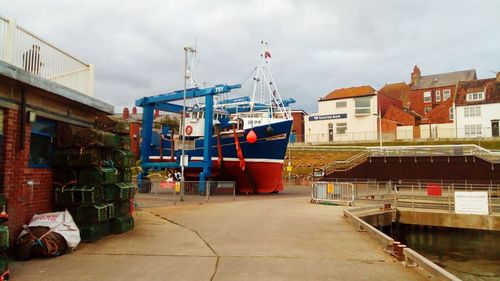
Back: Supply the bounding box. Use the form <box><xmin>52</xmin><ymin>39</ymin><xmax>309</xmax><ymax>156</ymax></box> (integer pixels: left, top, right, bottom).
<box><xmin>466</xmin><ymin>92</ymin><xmax>485</xmax><ymax>102</ymax></box>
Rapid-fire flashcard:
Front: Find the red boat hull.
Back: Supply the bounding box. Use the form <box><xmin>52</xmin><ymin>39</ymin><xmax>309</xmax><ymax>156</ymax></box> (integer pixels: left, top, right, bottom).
<box><xmin>182</xmin><ymin>160</ymin><xmax>284</xmax><ymax>194</ymax></box>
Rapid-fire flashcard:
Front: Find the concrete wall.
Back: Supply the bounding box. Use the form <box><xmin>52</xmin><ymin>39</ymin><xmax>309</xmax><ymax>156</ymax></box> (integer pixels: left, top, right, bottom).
<box><xmin>397</xmin><ymin>126</ymin><xmax>414</xmax><ymax>140</ymax></box>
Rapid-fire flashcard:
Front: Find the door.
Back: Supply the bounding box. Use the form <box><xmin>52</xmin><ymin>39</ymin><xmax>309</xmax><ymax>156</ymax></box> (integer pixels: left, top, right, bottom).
<box><xmin>492</xmin><ymin>120</ymin><xmax>499</xmax><ymax>137</ymax></box>
<box><xmin>328</xmin><ymin>123</ymin><xmax>334</xmax><ymax>142</ymax></box>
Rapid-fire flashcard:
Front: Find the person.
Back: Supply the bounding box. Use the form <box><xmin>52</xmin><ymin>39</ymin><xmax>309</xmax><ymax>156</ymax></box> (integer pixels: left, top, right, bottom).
<box><xmin>174</xmin><ymin>172</ymin><xmax>181</xmax><ymax>181</ymax></box>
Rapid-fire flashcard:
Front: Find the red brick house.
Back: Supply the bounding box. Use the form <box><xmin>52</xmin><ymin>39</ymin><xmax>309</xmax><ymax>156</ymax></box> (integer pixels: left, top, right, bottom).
<box><xmin>409</xmin><ymin>65</ymin><xmax>476</xmax><ymax>124</ymax></box>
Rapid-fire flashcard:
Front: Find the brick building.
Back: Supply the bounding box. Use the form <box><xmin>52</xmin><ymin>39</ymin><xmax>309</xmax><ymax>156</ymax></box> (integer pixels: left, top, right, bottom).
<box><xmin>0</xmin><ymin>17</ymin><xmax>113</xmax><ymax>244</ymax></box>
<box><xmin>409</xmin><ymin>65</ymin><xmax>476</xmax><ymax>124</ymax></box>
<box><xmin>290</xmin><ymin>110</ymin><xmax>307</xmax><ymax>142</ymax></box>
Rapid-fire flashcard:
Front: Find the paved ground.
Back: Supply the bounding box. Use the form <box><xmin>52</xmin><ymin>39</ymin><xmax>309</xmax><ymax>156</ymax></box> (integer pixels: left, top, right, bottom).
<box><xmin>10</xmin><ymin>186</ymin><xmax>436</xmax><ymax>280</ymax></box>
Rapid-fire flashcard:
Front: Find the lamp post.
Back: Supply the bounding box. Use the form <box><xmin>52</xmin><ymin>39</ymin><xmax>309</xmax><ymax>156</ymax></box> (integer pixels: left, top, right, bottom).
<box><xmin>373</xmin><ymin>106</ymin><xmax>382</xmax><ymax>150</ymax></box>
<box><xmin>181</xmin><ymin>46</ymin><xmax>196</xmax><ymax>200</ymax></box>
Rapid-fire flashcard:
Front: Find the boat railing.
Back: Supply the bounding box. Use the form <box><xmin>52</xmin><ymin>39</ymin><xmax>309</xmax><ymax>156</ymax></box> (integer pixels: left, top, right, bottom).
<box><xmin>0</xmin><ymin>15</ymin><xmax>93</xmax><ymax>96</ymax></box>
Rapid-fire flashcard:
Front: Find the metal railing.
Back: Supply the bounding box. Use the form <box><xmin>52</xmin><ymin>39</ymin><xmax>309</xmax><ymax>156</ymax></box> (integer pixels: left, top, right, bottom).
<box><xmin>311</xmin><ymin>182</ymin><xmax>355</xmax><ymax>205</ymax></box>
<box><xmin>0</xmin><ymin>16</ymin><xmax>93</xmax><ymax>96</ymax></box>
<box><xmin>367</xmin><ymin>144</ymin><xmax>498</xmax><ymax>158</ymax></box>
<box><xmin>324</xmin><ymin>179</ymin><xmax>500</xmax><ymax>215</ymax></box>
<box><xmin>297</xmin><ymin>126</ymin><xmax>500</xmax><ymax>144</ymax></box>
<box><xmin>133</xmin><ymin>179</ymin><xmax>236</xmax><ymax>207</ymax></box>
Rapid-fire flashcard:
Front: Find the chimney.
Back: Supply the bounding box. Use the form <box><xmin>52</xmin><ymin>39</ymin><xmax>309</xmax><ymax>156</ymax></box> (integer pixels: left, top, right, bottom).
<box><xmin>411</xmin><ymin>65</ymin><xmax>421</xmax><ymax>86</ymax></box>
<box><xmin>132</xmin><ymin>106</ymin><xmax>137</xmax><ymax>114</ymax></box>
<box><xmin>497</xmin><ymin>72</ymin><xmax>500</xmax><ymax>82</ymax></box>
<box><xmin>123</xmin><ymin>107</ymin><xmax>129</xmax><ymax>119</ymax></box>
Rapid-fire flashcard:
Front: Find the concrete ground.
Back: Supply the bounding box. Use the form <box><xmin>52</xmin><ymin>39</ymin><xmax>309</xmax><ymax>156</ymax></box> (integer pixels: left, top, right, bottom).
<box><xmin>10</xmin><ymin>186</ymin><xmax>436</xmax><ymax>281</ymax></box>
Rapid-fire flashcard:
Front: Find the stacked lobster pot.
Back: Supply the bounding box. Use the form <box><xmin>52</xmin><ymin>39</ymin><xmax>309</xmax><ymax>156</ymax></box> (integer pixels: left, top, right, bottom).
<box><xmin>54</xmin><ymin>116</ymin><xmax>135</xmax><ymax>242</ymax></box>
<box><xmin>0</xmin><ymin>195</ymin><xmax>9</xmax><ymax>280</ymax></box>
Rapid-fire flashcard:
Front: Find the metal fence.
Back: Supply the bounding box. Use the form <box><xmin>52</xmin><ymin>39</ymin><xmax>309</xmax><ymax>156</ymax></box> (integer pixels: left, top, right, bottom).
<box><xmin>311</xmin><ymin>182</ymin><xmax>355</xmax><ymax>205</ymax></box>
<box><xmin>318</xmin><ymin>178</ymin><xmax>500</xmax><ymax>214</ymax></box>
<box><xmin>133</xmin><ymin>179</ymin><xmax>236</xmax><ymax>207</ymax></box>
<box><xmin>0</xmin><ymin>16</ymin><xmax>93</xmax><ymax>96</ymax></box>
<box><xmin>295</xmin><ymin>126</ymin><xmax>499</xmax><ymax>144</ymax></box>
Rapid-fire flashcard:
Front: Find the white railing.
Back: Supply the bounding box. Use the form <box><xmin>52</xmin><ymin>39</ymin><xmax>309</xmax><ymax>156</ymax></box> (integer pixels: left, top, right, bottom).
<box><xmin>367</xmin><ymin>144</ymin><xmax>499</xmax><ymax>159</ymax></box>
<box><xmin>0</xmin><ymin>16</ymin><xmax>93</xmax><ymax>96</ymax></box>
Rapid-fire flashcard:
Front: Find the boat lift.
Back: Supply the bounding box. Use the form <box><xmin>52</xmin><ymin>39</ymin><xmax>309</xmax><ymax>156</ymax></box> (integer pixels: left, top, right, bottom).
<box><xmin>135</xmin><ymin>83</ymin><xmax>241</xmax><ymax>193</ymax></box>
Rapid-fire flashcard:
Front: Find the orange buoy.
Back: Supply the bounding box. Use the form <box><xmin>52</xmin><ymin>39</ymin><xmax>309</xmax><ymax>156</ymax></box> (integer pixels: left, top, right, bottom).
<box><xmin>246</xmin><ymin>130</ymin><xmax>257</xmax><ymax>144</ymax></box>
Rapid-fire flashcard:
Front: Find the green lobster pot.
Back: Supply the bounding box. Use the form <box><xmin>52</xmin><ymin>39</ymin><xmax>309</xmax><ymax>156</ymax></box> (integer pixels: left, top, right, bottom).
<box><xmin>117</xmin><ymin>168</ymin><xmax>132</xmax><ymax>182</ymax></box>
<box><xmin>79</xmin><ymin>167</ymin><xmax>118</xmax><ymax>185</ymax></box>
<box><xmin>112</xmin><ymin>150</ymin><xmax>135</xmax><ymax>168</ymax></box>
<box><xmin>66</xmin><ymin>147</ymin><xmax>102</xmax><ymax>167</ymax></box>
<box><xmin>53</xmin><ymin>149</ymin><xmax>70</xmax><ymax>166</ymax></box>
<box><xmin>76</xmin><ymin>203</ymin><xmax>114</xmax><ymax>225</ymax></box>
<box><xmin>94</xmin><ymin>116</ymin><xmax>130</xmax><ymax>135</ymax></box>
<box><xmin>0</xmin><ymin>225</ymin><xmax>9</xmax><ymax>250</ymax></box>
<box><xmin>54</xmin><ymin>185</ymin><xmax>77</xmax><ymax>205</ymax></box>
<box><xmin>115</xmin><ymin>201</ymin><xmax>132</xmax><ymax>216</ymax></box>
<box><xmin>74</xmin><ymin>128</ymin><xmax>120</xmax><ymax>148</ymax></box>
<box><xmin>111</xmin><ymin>215</ymin><xmax>134</xmax><ymax>234</ymax></box>
<box><xmin>120</xmin><ymin>135</ymin><xmax>131</xmax><ymax>151</ymax></box>
<box><xmin>103</xmin><ymin>182</ymin><xmax>134</xmax><ymax>202</ymax></box>
<box><xmin>73</xmin><ymin>185</ymin><xmax>104</xmax><ymax>205</ymax></box>
<box><xmin>54</xmin><ymin>168</ymin><xmax>78</xmax><ymax>186</ymax></box>
<box><xmin>0</xmin><ymin>252</ymin><xmax>7</xmax><ymax>274</ymax></box>
<box><xmin>79</xmin><ymin>221</ymin><xmax>112</xmax><ymax>242</ymax></box>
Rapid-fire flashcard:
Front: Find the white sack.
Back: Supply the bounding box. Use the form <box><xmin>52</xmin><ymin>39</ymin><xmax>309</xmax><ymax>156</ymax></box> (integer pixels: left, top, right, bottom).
<box><xmin>19</xmin><ymin>210</ymin><xmax>81</xmax><ymax>249</ymax></box>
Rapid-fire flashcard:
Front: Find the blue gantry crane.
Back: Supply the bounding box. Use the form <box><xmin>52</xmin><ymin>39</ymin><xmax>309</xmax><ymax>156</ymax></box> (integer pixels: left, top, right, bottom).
<box><xmin>135</xmin><ymin>84</ymin><xmax>241</xmax><ymax>193</ymax></box>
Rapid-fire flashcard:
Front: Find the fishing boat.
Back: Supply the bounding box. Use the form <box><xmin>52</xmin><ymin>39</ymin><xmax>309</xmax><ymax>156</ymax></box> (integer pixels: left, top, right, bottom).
<box><xmin>140</xmin><ymin>42</ymin><xmax>294</xmax><ymax>194</ymax></box>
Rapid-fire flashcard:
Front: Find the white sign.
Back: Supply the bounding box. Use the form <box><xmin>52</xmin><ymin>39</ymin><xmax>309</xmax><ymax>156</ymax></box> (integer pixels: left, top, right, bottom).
<box><xmin>454</xmin><ymin>191</ymin><xmax>489</xmax><ymax>215</ymax></box>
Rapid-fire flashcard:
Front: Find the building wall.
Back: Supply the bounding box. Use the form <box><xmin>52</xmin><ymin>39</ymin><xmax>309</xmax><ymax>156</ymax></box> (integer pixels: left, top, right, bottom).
<box><xmin>377</xmin><ymin>94</ymin><xmax>402</xmax><ymax>116</ymax></box>
<box><xmin>396</xmin><ymin>126</ymin><xmax>414</xmax><ymax>140</ymax></box>
<box><xmin>2</xmin><ymin>108</ymin><xmax>54</xmax><ymax>245</ymax></box>
<box><xmin>291</xmin><ymin>111</ymin><xmax>305</xmax><ymax>142</ymax></box>
<box><xmin>0</xmin><ymin>82</ymin><xmax>109</xmax><ymax>245</ymax></box>
<box><xmin>306</xmin><ymin>95</ymin><xmax>378</xmax><ymax>142</ymax></box>
<box><xmin>456</xmin><ymin>103</ymin><xmax>500</xmax><ymax>138</ymax></box>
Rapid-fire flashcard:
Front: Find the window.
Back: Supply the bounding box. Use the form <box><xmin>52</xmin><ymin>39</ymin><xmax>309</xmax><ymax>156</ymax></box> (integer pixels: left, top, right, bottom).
<box><xmin>336</xmin><ymin>123</ymin><xmax>347</xmax><ymax>134</ymax></box>
<box><xmin>466</xmin><ymin>92</ymin><xmax>485</xmax><ymax>102</ymax></box>
<box><xmin>336</xmin><ymin>101</ymin><xmax>347</xmax><ymax>108</ymax></box>
<box><xmin>29</xmin><ymin>118</ymin><xmax>56</xmax><ymax>168</ymax></box>
<box><xmin>354</xmin><ymin>97</ymin><xmax>371</xmax><ymax>115</ymax></box>
<box><xmin>424</xmin><ymin>106</ymin><xmax>432</xmax><ymax>114</ymax></box>
<box><xmin>435</xmin><ymin>90</ymin><xmax>441</xmax><ymax>102</ymax></box>
<box><xmin>465</xmin><ymin>124</ymin><xmax>482</xmax><ymax>136</ymax></box>
<box><xmin>464</xmin><ymin>106</ymin><xmax>481</xmax><ymax>117</ymax></box>
<box><xmin>449</xmin><ymin>107</ymin><xmax>454</xmax><ymax>121</ymax></box>
<box><xmin>423</xmin><ymin>91</ymin><xmax>431</xmax><ymax>103</ymax></box>
<box><xmin>443</xmin><ymin>89</ymin><xmax>451</xmax><ymax>100</ymax></box>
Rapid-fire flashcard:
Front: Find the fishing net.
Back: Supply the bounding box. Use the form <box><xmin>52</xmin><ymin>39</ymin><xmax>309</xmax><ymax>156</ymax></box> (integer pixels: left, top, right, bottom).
<box><xmin>15</xmin><ymin>226</ymin><xmax>68</xmax><ymax>261</ymax></box>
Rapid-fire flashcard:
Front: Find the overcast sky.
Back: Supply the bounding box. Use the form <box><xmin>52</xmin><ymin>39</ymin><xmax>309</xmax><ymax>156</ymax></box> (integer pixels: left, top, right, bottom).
<box><xmin>1</xmin><ymin>0</ymin><xmax>499</xmax><ymax>113</ymax></box>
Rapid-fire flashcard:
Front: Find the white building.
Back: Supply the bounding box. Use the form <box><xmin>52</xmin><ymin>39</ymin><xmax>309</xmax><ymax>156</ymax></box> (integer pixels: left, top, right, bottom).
<box><xmin>454</xmin><ymin>76</ymin><xmax>500</xmax><ymax>138</ymax></box>
<box><xmin>305</xmin><ymin>86</ymin><xmax>379</xmax><ymax>143</ymax></box>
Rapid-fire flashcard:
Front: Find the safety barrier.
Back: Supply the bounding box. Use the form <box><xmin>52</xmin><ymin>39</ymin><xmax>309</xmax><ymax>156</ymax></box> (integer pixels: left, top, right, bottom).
<box><xmin>311</xmin><ymin>182</ymin><xmax>354</xmax><ymax>205</ymax></box>
<box><xmin>133</xmin><ymin>179</ymin><xmax>235</xmax><ymax>207</ymax></box>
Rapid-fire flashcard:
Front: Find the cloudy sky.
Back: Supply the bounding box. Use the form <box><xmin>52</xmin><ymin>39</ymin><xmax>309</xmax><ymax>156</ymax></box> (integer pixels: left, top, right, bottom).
<box><xmin>1</xmin><ymin>0</ymin><xmax>499</xmax><ymax>113</ymax></box>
